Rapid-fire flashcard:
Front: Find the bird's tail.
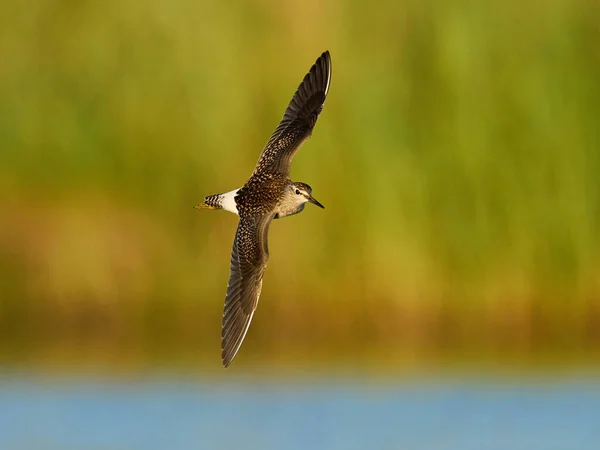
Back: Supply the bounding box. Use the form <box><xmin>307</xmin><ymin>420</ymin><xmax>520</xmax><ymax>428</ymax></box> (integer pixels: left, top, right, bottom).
<box><xmin>194</xmin><ymin>194</ymin><xmax>222</xmax><ymax>210</ymax></box>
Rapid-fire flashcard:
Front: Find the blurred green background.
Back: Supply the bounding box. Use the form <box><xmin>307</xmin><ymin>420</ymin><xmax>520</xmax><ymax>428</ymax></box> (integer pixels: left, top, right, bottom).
<box><xmin>1</xmin><ymin>0</ymin><xmax>599</xmax><ymax>372</ymax></box>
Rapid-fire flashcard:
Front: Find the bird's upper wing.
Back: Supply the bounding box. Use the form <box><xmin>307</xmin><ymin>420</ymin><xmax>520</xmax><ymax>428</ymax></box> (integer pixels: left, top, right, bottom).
<box><xmin>253</xmin><ymin>50</ymin><xmax>332</xmax><ymax>176</ymax></box>
<box><xmin>221</xmin><ymin>214</ymin><xmax>274</xmax><ymax>367</ymax></box>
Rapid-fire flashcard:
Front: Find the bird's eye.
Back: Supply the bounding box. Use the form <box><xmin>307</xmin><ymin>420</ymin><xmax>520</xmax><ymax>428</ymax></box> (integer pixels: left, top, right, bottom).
<box><xmin>295</xmin><ymin>189</ymin><xmax>301</xmax><ymax>195</ymax></box>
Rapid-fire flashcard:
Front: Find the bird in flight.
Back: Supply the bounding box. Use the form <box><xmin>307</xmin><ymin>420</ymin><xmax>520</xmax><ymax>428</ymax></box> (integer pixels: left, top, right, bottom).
<box><xmin>196</xmin><ymin>51</ymin><xmax>332</xmax><ymax>367</ymax></box>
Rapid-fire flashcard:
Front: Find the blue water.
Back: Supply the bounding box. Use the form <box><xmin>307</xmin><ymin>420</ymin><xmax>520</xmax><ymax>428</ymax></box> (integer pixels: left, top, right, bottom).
<box><xmin>0</xmin><ymin>375</ymin><xmax>599</xmax><ymax>450</ymax></box>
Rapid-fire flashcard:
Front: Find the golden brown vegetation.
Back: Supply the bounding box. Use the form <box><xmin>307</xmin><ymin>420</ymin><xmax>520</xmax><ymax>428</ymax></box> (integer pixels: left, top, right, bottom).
<box><xmin>1</xmin><ymin>0</ymin><xmax>599</xmax><ymax>369</ymax></box>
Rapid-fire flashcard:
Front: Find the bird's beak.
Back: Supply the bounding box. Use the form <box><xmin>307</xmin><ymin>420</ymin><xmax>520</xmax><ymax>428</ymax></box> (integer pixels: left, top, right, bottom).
<box><xmin>307</xmin><ymin>194</ymin><xmax>325</xmax><ymax>209</ymax></box>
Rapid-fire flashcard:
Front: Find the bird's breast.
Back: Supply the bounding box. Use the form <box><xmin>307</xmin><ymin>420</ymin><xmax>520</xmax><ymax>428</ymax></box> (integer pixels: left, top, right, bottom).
<box><xmin>275</xmin><ymin>202</ymin><xmax>305</xmax><ymax>219</ymax></box>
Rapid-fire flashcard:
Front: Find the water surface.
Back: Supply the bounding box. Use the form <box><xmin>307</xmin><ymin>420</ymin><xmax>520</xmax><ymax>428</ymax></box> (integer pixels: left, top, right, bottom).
<box><xmin>0</xmin><ymin>375</ymin><xmax>598</xmax><ymax>450</ymax></box>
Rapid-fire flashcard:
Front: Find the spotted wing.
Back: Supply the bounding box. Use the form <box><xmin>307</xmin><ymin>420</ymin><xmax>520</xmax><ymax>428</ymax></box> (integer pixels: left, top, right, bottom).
<box><xmin>254</xmin><ymin>50</ymin><xmax>332</xmax><ymax>176</ymax></box>
<box><xmin>221</xmin><ymin>214</ymin><xmax>273</xmax><ymax>367</ymax></box>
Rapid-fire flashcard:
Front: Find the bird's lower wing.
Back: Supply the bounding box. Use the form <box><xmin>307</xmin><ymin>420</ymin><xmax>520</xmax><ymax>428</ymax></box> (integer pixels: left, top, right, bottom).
<box><xmin>221</xmin><ymin>214</ymin><xmax>273</xmax><ymax>367</ymax></box>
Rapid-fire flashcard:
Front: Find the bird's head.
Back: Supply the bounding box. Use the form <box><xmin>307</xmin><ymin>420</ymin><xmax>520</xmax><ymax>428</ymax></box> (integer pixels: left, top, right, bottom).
<box><xmin>291</xmin><ymin>182</ymin><xmax>324</xmax><ymax>209</ymax></box>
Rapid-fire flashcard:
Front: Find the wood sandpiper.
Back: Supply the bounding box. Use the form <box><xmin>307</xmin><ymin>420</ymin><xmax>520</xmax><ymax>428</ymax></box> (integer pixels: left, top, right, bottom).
<box><xmin>196</xmin><ymin>51</ymin><xmax>332</xmax><ymax>367</ymax></box>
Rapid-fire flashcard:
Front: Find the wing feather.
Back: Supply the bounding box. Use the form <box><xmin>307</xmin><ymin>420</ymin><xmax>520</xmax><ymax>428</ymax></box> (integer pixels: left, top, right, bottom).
<box><xmin>253</xmin><ymin>51</ymin><xmax>332</xmax><ymax>175</ymax></box>
<box><xmin>221</xmin><ymin>215</ymin><xmax>273</xmax><ymax>367</ymax></box>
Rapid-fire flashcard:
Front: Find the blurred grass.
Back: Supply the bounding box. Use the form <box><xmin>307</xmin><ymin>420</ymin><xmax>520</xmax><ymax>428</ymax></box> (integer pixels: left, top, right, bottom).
<box><xmin>1</xmin><ymin>0</ymin><xmax>599</xmax><ymax>368</ymax></box>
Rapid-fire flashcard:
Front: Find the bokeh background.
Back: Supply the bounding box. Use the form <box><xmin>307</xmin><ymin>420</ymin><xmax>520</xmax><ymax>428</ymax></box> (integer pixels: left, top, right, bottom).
<box><xmin>1</xmin><ymin>0</ymin><xmax>599</xmax><ymax>448</ymax></box>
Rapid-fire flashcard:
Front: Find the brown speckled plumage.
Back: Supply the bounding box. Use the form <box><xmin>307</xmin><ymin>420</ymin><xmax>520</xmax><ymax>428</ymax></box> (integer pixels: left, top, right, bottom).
<box><xmin>198</xmin><ymin>51</ymin><xmax>331</xmax><ymax>367</ymax></box>
<box><xmin>235</xmin><ymin>172</ymin><xmax>289</xmax><ymax>216</ymax></box>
